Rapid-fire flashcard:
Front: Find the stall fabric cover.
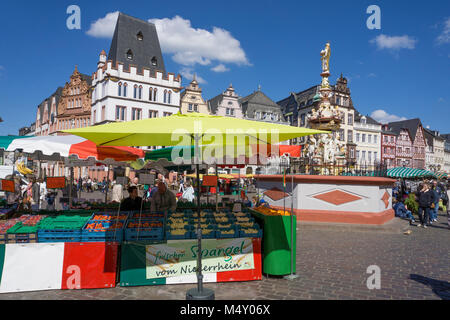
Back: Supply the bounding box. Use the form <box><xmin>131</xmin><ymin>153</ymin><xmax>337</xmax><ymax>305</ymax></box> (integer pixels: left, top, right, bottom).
<box><xmin>0</xmin><ymin>243</ymin><xmax>118</xmax><ymax>293</ymax></box>
<box><xmin>387</xmin><ymin>167</ymin><xmax>437</xmax><ymax>178</ymax></box>
<box><xmin>0</xmin><ymin>135</ymin><xmax>144</xmax><ymax>161</ymax></box>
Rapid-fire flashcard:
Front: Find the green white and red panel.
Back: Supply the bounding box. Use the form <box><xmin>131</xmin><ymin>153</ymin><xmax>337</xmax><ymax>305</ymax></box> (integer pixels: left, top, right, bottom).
<box><xmin>0</xmin><ymin>242</ymin><xmax>118</xmax><ymax>293</ymax></box>
<box><xmin>0</xmin><ymin>135</ymin><xmax>144</xmax><ymax>161</ymax></box>
<box><xmin>119</xmin><ymin>238</ymin><xmax>262</xmax><ymax>287</ymax></box>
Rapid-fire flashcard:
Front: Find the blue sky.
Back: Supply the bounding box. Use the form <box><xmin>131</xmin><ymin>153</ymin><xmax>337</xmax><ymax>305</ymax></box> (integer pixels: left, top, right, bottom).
<box><xmin>0</xmin><ymin>0</ymin><xmax>449</xmax><ymax>136</ymax></box>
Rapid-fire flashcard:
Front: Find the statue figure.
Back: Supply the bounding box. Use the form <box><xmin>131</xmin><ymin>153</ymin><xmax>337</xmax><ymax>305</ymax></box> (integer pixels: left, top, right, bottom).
<box><xmin>308</xmin><ymin>136</ymin><xmax>317</xmax><ymax>158</ymax></box>
<box><xmin>320</xmin><ymin>43</ymin><xmax>331</xmax><ymax>74</ymax></box>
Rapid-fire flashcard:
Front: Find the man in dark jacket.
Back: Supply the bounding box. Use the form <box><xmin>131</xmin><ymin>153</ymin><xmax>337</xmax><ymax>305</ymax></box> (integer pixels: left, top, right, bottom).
<box><xmin>417</xmin><ymin>183</ymin><xmax>433</xmax><ymax>228</ymax></box>
<box><xmin>121</xmin><ymin>186</ymin><xmax>143</xmax><ymax>212</ymax></box>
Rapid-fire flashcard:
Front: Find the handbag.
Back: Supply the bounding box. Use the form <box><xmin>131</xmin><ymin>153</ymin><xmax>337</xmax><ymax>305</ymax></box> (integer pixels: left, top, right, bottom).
<box><xmin>430</xmin><ymin>203</ymin><xmax>435</xmax><ymax>209</ymax></box>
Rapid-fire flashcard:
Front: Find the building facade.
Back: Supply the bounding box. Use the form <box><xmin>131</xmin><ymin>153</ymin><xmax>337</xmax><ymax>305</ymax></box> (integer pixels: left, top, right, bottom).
<box><xmin>90</xmin><ymin>13</ymin><xmax>181</xmax><ymax>150</ymax></box>
<box><xmin>35</xmin><ymin>88</ymin><xmax>63</xmax><ymax>136</ymax></box>
<box><xmin>180</xmin><ymin>76</ymin><xmax>209</xmax><ymax>114</ymax></box>
<box><xmin>56</xmin><ymin>66</ymin><xmax>92</xmax><ymax>134</ymax></box>
<box><xmin>381</xmin><ymin>125</ymin><xmax>397</xmax><ymax>168</ymax></box>
<box><xmin>443</xmin><ymin>134</ymin><xmax>450</xmax><ymax>173</ymax></box>
<box><xmin>208</xmin><ymin>84</ymin><xmax>243</xmax><ymax>118</ymax></box>
<box><xmin>239</xmin><ymin>88</ymin><xmax>287</xmax><ymax>125</ymax></box>
<box><xmin>424</xmin><ymin>128</ymin><xmax>445</xmax><ymax>172</ymax></box>
<box><xmin>353</xmin><ymin>113</ymin><xmax>382</xmax><ymax>166</ymax></box>
<box><xmin>388</xmin><ymin>119</ymin><xmax>426</xmax><ymax>169</ymax></box>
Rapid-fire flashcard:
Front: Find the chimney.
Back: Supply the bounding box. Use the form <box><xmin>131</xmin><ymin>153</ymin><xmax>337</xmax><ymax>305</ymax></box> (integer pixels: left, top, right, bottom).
<box><xmin>98</xmin><ymin>50</ymin><xmax>107</xmax><ymax>68</ymax></box>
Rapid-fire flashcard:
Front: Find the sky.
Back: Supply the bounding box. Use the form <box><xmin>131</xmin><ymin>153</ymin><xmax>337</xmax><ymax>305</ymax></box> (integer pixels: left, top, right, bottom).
<box><xmin>0</xmin><ymin>0</ymin><xmax>449</xmax><ymax>136</ymax></box>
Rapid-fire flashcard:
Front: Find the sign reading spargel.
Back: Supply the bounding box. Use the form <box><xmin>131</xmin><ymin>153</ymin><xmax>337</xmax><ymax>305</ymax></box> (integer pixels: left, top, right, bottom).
<box><xmin>145</xmin><ymin>238</ymin><xmax>255</xmax><ymax>279</ymax></box>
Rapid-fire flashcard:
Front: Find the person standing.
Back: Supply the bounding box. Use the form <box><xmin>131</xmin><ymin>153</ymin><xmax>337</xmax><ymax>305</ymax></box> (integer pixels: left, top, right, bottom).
<box><xmin>416</xmin><ymin>183</ymin><xmax>433</xmax><ymax>229</ymax></box>
<box><xmin>150</xmin><ymin>181</ymin><xmax>177</xmax><ymax>215</ymax></box>
<box><xmin>430</xmin><ymin>180</ymin><xmax>440</xmax><ymax>224</ymax></box>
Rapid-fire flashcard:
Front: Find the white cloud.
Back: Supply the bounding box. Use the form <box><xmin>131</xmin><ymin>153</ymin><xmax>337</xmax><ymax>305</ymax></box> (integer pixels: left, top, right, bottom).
<box><xmin>370</xmin><ymin>109</ymin><xmax>407</xmax><ymax>124</ymax></box>
<box><xmin>86</xmin><ymin>11</ymin><xmax>119</xmax><ymax>38</ymax></box>
<box><xmin>436</xmin><ymin>17</ymin><xmax>450</xmax><ymax>44</ymax></box>
<box><xmin>180</xmin><ymin>67</ymin><xmax>207</xmax><ymax>84</ymax></box>
<box><xmin>438</xmin><ymin>97</ymin><xmax>445</xmax><ymax>103</ymax></box>
<box><xmin>370</xmin><ymin>34</ymin><xmax>417</xmax><ymax>50</ymax></box>
<box><xmin>149</xmin><ymin>16</ymin><xmax>250</xmax><ymax>67</ymax></box>
<box><xmin>211</xmin><ymin>64</ymin><xmax>230</xmax><ymax>72</ymax></box>
<box><xmin>367</xmin><ymin>73</ymin><xmax>376</xmax><ymax>78</ymax></box>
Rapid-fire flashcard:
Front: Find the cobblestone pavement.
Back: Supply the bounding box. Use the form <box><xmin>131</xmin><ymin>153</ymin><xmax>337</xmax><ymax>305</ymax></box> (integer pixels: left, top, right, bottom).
<box><xmin>1</xmin><ymin>210</ymin><xmax>449</xmax><ymax>300</ymax></box>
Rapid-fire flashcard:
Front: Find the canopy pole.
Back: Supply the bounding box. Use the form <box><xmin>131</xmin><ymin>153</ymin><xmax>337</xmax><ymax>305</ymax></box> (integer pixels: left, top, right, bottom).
<box><xmin>285</xmin><ymin>169</ymin><xmax>298</xmax><ymax>280</ymax></box>
<box><xmin>215</xmin><ymin>163</ymin><xmax>218</xmax><ymax>212</ymax></box>
<box><xmin>105</xmin><ymin>165</ymin><xmax>110</xmax><ymax>204</ymax></box>
<box><xmin>186</xmin><ymin>134</ymin><xmax>214</xmax><ymax>300</ymax></box>
<box><xmin>69</xmin><ymin>167</ymin><xmax>74</xmax><ymax>210</ymax></box>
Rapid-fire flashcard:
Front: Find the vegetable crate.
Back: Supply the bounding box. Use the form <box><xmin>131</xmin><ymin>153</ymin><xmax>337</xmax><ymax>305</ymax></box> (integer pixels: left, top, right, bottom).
<box><xmin>82</xmin><ymin>220</ymin><xmax>125</xmax><ymax>242</ymax></box>
<box><xmin>216</xmin><ymin>228</ymin><xmax>239</xmax><ymax>239</ymax></box>
<box><xmin>37</xmin><ymin>230</ymin><xmax>82</xmax><ymax>243</ymax></box>
<box><xmin>5</xmin><ymin>223</ymin><xmax>38</xmax><ymax>243</ymax></box>
<box><xmin>165</xmin><ymin>229</ymin><xmax>193</xmax><ymax>240</ymax></box>
<box><xmin>124</xmin><ymin>220</ymin><xmax>164</xmax><ymax>241</ymax></box>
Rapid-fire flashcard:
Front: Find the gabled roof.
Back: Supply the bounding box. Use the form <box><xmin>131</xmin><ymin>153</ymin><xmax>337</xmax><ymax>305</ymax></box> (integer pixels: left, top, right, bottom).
<box><xmin>108</xmin><ymin>12</ymin><xmax>166</xmax><ymax>74</ymax></box>
<box><xmin>387</xmin><ymin>118</ymin><xmax>422</xmax><ymax>141</ymax></box>
<box><xmin>38</xmin><ymin>87</ymin><xmax>63</xmax><ymax>121</ymax></box>
<box><xmin>207</xmin><ymin>94</ymin><xmax>224</xmax><ymax>115</ymax></box>
<box><xmin>354</xmin><ymin>111</ymin><xmax>381</xmax><ymax>125</ymax></box>
<box><xmin>239</xmin><ymin>90</ymin><xmax>286</xmax><ymax>121</ymax></box>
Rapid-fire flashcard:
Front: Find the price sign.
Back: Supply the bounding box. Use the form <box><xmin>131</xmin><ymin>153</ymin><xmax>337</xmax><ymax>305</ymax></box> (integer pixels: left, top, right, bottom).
<box><xmin>139</xmin><ymin>174</ymin><xmax>155</xmax><ymax>185</ymax></box>
<box><xmin>202</xmin><ymin>175</ymin><xmax>218</xmax><ymax>187</ymax></box>
<box><xmin>1</xmin><ymin>179</ymin><xmax>15</xmax><ymax>192</ymax></box>
<box><xmin>46</xmin><ymin>177</ymin><xmax>66</xmax><ymax>189</ymax></box>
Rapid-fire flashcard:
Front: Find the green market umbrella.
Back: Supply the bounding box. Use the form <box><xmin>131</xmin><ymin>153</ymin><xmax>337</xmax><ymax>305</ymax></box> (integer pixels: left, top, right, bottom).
<box><xmin>64</xmin><ymin>112</ymin><xmax>328</xmax><ymax>300</ymax></box>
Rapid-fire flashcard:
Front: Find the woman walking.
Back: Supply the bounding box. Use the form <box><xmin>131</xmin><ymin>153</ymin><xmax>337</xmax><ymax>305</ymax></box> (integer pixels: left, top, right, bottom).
<box><xmin>416</xmin><ymin>182</ymin><xmax>433</xmax><ymax>229</ymax></box>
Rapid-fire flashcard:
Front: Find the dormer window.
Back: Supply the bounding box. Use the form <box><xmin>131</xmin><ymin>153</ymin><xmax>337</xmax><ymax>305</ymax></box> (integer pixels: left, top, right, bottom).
<box><xmin>151</xmin><ymin>57</ymin><xmax>157</xmax><ymax>66</ymax></box>
<box><xmin>137</xmin><ymin>32</ymin><xmax>143</xmax><ymax>41</ymax></box>
<box><xmin>126</xmin><ymin>50</ymin><xmax>133</xmax><ymax>60</ymax></box>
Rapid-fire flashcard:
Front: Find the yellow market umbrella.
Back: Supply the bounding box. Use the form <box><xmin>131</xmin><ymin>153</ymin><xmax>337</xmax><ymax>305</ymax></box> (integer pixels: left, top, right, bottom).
<box><xmin>64</xmin><ymin>112</ymin><xmax>327</xmax><ymax>300</ymax></box>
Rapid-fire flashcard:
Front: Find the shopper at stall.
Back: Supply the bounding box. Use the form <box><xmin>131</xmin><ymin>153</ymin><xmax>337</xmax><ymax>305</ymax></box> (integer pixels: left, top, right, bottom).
<box><xmin>416</xmin><ymin>183</ymin><xmax>433</xmax><ymax>228</ymax></box>
<box><xmin>150</xmin><ymin>181</ymin><xmax>177</xmax><ymax>214</ymax></box>
<box><xmin>120</xmin><ymin>186</ymin><xmax>143</xmax><ymax>211</ymax></box>
<box><xmin>181</xmin><ymin>182</ymin><xmax>195</xmax><ymax>202</ymax></box>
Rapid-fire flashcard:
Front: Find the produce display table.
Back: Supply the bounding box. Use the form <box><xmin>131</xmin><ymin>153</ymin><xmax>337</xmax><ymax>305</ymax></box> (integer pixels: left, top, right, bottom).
<box><xmin>250</xmin><ymin>207</ymin><xmax>296</xmax><ymax>276</ymax></box>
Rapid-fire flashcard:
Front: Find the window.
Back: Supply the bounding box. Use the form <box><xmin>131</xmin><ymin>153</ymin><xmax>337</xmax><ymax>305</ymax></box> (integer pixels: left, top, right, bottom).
<box><xmin>188</xmin><ymin>104</ymin><xmax>193</xmax><ymax>111</ymax></box>
<box><xmin>101</xmin><ymin>106</ymin><xmax>105</xmax><ymax>121</ymax></box>
<box><xmin>368</xmin><ymin>135</ymin><xmax>372</xmax><ymax>144</ymax></box>
<box><xmin>149</xmin><ymin>110</ymin><xmax>158</xmax><ymax>118</ymax></box>
<box><xmin>151</xmin><ymin>57</ymin><xmax>157</xmax><ymax>66</ymax></box>
<box><xmin>149</xmin><ymin>87</ymin><xmax>153</xmax><ymax>101</ymax></box>
<box><xmin>226</xmin><ymin>108</ymin><xmax>230</xmax><ymax>115</ymax></box>
<box><xmin>164</xmin><ymin>90</ymin><xmax>167</xmax><ymax>103</ymax></box>
<box><xmin>131</xmin><ymin>108</ymin><xmax>142</xmax><ymax>121</ymax></box>
<box><xmin>336</xmin><ymin>97</ymin><xmax>341</xmax><ymax>105</ymax></box>
<box><xmin>362</xmin><ymin>134</ymin><xmax>366</xmax><ymax>143</ymax></box>
<box><xmin>398</xmin><ymin>147</ymin><xmax>402</xmax><ymax>154</ymax></box>
<box><xmin>153</xmin><ymin>88</ymin><xmax>157</xmax><ymax>101</ymax></box>
<box><xmin>230</xmin><ymin>108</ymin><xmax>234</xmax><ymax>116</ymax></box>
<box><xmin>384</xmin><ymin>136</ymin><xmax>388</xmax><ymax>143</ymax></box>
<box><xmin>139</xmin><ymin>86</ymin><xmax>142</xmax><ymax>100</ymax></box>
<box><xmin>116</xmin><ymin>106</ymin><xmax>126</xmax><ymax>121</ymax></box>
<box><xmin>307</xmin><ymin>99</ymin><xmax>313</xmax><ymax>106</ymax></box>
<box><xmin>126</xmin><ymin>50</ymin><xmax>133</xmax><ymax>60</ymax></box>
<box><xmin>356</xmin><ymin>150</ymin><xmax>360</xmax><ymax>159</ymax></box>
<box><xmin>350</xmin><ymin>148</ymin><xmax>355</xmax><ymax>158</ymax></box>
<box><xmin>348</xmin><ymin>130</ymin><xmax>353</xmax><ymax>142</ymax></box>
<box><xmin>368</xmin><ymin>151</ymin><xmax>372</xmax><ymax>162</ymax></box>
<box><xmin>356</xmin><ymin>133</ymin><xmax>360</xmax><ymax>142</ymax></box>
<box><xmin>390</xmin><ymin>136</ymin><xmax>394</xmax><ymax>143</ymax></box>
<box><xmin>374</xmin><ymin>152</ymin><xmax>378</xmax><ymax>161</ymax></box>
<box><xmin>134</xmin><ymin>85</ymin><xmax>137</xmax><ymax>99</ymax></box>
<box><xmin>348</xmin><ymin>114</ymin><xmax>353</xmax><ymax>125</ymax></box>
<box><xmin>374</xmin><ymin>136</ymin><xmax>377</xmax><ymax>144</ymax></box>
<box><xmin>340</xmin><ymin>112</ymin><xmax>345</xmax><ymax>124</ymax></box>
<box><xmin>168</xmin><ymin>91</ymin><xmax>172</xmax><ymax>104</ymax></box>
<box><xmin>194</xmin><ymin>104</ymin><xmax>198</xmax><ymax>112</ymax></box>
<box><xmin>163</xmin><ymin>112</ymin><xmax>172</xmax><ymax>117</ymax></box>
<box><xmin>300</xmin><ymin>114</ymin><xmax>306</xmax><ymax>126</ymax></box>
<box><xmin>93</xmin><ymin>110</ymin><xmax>97</xmax><ymax>124</ymax></box>
<box><xmin>339</xmin><ymin>129</ymin><xmax>345</xmax><ymax>141</ymax></box>
<box><xmin>362</xmin><ymin>151</ymin><xmax>366</xmax><ymax>160</ymax></box>
<box><xmin>228</xmin><ymin>101</ymin><xmax>233</xmax><ymax>105</ymax></box>
<box><xmin>137</xmin><ymin>31</ymin><xmax>143</xmax><ymax>41</ymax></box>
<box><xmin>123</xmin><ymin>83</ymin><xmax>128</xmax><ymax>97</ymax></box>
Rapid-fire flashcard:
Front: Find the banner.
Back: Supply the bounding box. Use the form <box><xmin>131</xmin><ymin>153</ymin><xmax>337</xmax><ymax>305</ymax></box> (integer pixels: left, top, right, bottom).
<box><xmin>0</xmin><ymin>243</ymin><xmax>118</xmax><ymax>293</ymax></box>
<box><xmin>145</xmin><ymin>238</ymin><xmax>254</xmax><ymax>279</ymax></box>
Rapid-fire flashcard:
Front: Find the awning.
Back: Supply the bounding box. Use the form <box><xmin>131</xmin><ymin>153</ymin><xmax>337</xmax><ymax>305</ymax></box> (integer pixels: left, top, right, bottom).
<box><xmin>387</xmin><ymin>167</ymin><xmax>437</xmax><ymax>178</ymax></box>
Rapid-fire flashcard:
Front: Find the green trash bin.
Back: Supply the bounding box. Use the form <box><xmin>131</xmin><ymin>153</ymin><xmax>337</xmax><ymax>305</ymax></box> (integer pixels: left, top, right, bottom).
<box><xmin>251</xmin><ymin>209</ymin><xmax>296</xmax><ymax>276</ymax></box>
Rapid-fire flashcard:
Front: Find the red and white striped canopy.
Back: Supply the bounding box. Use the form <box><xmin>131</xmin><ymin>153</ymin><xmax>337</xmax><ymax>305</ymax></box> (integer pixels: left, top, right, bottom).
<box><xmin>1</xmin><ymin>135</ymin><xmax>144</xmax><ymax>161</ymax></box>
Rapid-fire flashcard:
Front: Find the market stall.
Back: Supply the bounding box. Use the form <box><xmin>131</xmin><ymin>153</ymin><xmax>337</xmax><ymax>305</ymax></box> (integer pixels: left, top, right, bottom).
<box><xmin>64</xmin><ymin>112</ymin><xmax>325</xmax><ymax>299</ymax></box>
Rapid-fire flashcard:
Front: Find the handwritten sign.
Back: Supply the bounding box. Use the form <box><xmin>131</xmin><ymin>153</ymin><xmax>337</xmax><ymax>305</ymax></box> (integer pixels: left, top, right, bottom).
<box><xmin>1</xmin><ymin>179</ymin><xmax>15</xmax><ymax>193</ymax></box>
<box><xmin>46</xmin><ymin>177</ymin><xmax>66</xmax><ymax>189</ymax></box>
